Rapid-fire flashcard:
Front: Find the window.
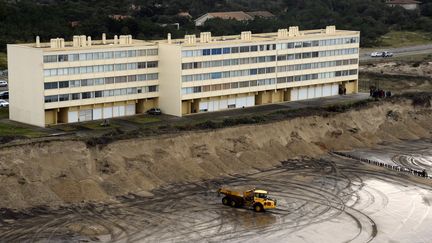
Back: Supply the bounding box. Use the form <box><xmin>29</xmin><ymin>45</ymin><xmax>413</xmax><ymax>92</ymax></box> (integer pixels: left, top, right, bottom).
<box><xmin>203</xmin><ymin>49</ymin><xmax>211</xmax><ymax>56</ymax></box>
<box><xmin>81</xmin><ymin>79</ymin><xmax>94</xmax><ymax>86</ymax></box>
<box><xmin>128</xmin><ymin>63</ymin><xmax>137</xmax><ymax>70</ymax></box>
<box><xmin>182</xmin><ymin>63</ymin><xmax>193</xmax><ymax>70</ymax></box>
<box><xmin>302</xmin><ymin>52</ymin><xmax>311</xmax><ymax>59</ymax></box>
<box><xmin>223</xmin><ymin>48</ymin><xmax>231</xmax><ymax>54</ymax></box>
<box><xmin>240</xmin><ymin>46</ymin><xmax>250</xmax><ymax>53</ymax></box>
<box><xmin>147</xmin><ymin>49</ymin><xmax>158</xmax><ymax>56</ymax></box>
<box><xmin>148</xmin><ymin>86</ymin><xmax>158</xmax><ymax>92</ymax></box>
<box><xmin>231</xmin><ymin>47</ymin><xmax>239</xmax><ymax>53</ymax></box>
<box><xmin>239</xmin><ymin>81</ymin><xmax>249</xmax><ymax>88</ymax></box>
<box><xmin>59</xmin><ymin>94</ymin><xmax>69</xmax><ymax>101</ymax></box>
<box><xmin>147</xmin><ymin>61</ymin><xmax>158</xmax><ymax>68</ymax></box>
<box><xmin>211</xmin><ymin>72</ymin><xmax>222</xmax><ymax>79</ymax></box>
<box><xmin>294</xmin><ymin>42</ymin><xmax>302</xmax><ymax>48</ymax></box>
<box><xmin>69</xmin><ymin>80</ymin><xmax>80</xmax><ymax>87</ymax></box>
<box><xmin>250</xmin><ymin>46</ymin><xmax>258</xmax><ymax>52</ymax></box>
<box><xmin>94</xmin><ymin>78</ymin><xmax>104</xmax><ymax>85</ymax></box>
<box><xmin>69</xmin><ymin>54</ymin><xmax>79</xmax><ymax>61</ymax></box>
<box><xmin>72</xmin><ymin>93</ymin><xmax>80</xmax><ymax>100</ymax></box>
<box><xmin>128</xmin><ymin>50</ymin><xmax>137</xmax><ymax>57</ymax></box>
<box><xmin>138</xmin><ymin>62</ymin><xmax>146</xmax><ymax>69</ymax></box>
<box><xmin>82</xmin><ymin>92</ymin><xmax>92</xmax><ymax>99</ymax></box>
<box><xmin>43</xmin><ymin>55</ymin><xmax>57</xmax><ymax>63</ymax></box>
<box><xmin>44</xmin><ymin>95</ymin><xmax>58</xmax><ymax>103</ymax></box>
<box><xmin>138</xmin><ymin>50</ymin><xmax>147</xmax><ymax>56</ymax></box>
<box><xmin>79</xmin><ymin>53</ymin><xmax>86</xmax><ymax>61</ymax></box>
<box><xmin>127</xmin><ymin>88</ymin><xmax>137</xmax><ymax>94</ymax></box>
<box><xmin>128</xmin><ymin>75</ymin><xmax>137</xmax><ymax>82</ymax></box>
<box><xmin>211</xmin><ymin>48</ymin><xmax>222</xmax><ymax>55</ymax></box>
<box><xmin>115</xmin><ymin>64</ymin><xmax>127</xmax><ymax>71</ymax></box>
<box><xmin>277</xmin><ymin>77</ymin><xmax>286</xmax><ymax>83</ymax></box>
<box><xmin>94</xmin><ymin>91</ymin><xmax>102</xmax><ymax>98</ymax></box>
<box><xmin>302</xmin><ymin>41</ymin><xmax>312</xmax><ymax>48</ymax></box>
<box><xmin>250</xmin><ymin>69</ymin><xmax>258</xmax><ymax>75</ymax></box>
<box><xmin>147</xmin><ymin>73</ymin><xmax>158</xmax><ymax>80</ymax></box>
<box><xmin>59</xmin><ymin>81</ymin><xmax>69</xmax><ymax>88</ymax></box>
<box><xmin>58</xmin><ymin>55</ymin><xmax>68</xmax><ymax>62</ymax></box>
<box><xmin>104</xmin><ymin>52</ymin><xmax>113</xmax><ymax>59</ymax></box>
<box><xmin>93</xmin><ymin>52</ymin><xmax>103</xmax><ymax>60</ymax></box>
<box><xmin>105</xmin><ymin>77</ymin><xmax>115</xmax><ymax>84</ymax></box>
<box><xmin>44</xmin><ymin>82</ymin><xmax>58</xmax><ymax>90</ymax></box>
<box><xmin>115</xmin><ymin>76</ymin><xmax>127</xmax><ymax>83</ymax></box>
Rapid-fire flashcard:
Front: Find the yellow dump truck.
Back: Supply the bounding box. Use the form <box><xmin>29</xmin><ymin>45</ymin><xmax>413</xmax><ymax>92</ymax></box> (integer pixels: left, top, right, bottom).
<box><xmin>217</xmin><ymin>187</ymin><xmax>277</xmax><ymax>212</ymax></box>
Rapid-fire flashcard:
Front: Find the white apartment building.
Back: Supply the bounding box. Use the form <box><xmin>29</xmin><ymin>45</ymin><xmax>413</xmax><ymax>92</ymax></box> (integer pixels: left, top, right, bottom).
<box><xmin>7</xmin><ymin>26</ymin><xmax>360</xmax><ymax>127</ymax></box>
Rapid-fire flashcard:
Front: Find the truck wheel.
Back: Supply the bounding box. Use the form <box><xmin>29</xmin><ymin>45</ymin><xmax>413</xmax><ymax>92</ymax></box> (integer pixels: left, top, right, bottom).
<box><xmin>253</xmin><ymin>203</ymin><xmax>264</xmax><ymax>212</ymax></box>
<box><xmin>222</xmin><ymin>197</ymin><xmax>230</xmax><ymax>206</ymax></box>
<box><xmin>230</xmin><ymin>199</ymin><xmax>237</xmax><ymax>207</ymax></box>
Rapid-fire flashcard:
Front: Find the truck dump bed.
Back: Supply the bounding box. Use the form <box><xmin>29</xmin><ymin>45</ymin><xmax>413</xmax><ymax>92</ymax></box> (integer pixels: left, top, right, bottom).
<box><xmin>218</xmin><ymin>186</ymin><xmax>254</xmax><ymax>198</ymax></box>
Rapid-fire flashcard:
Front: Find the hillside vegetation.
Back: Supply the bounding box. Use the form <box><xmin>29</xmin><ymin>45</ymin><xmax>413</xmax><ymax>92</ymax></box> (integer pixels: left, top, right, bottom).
<box><xmin>3</xmin><ymin>0</ymin><xmax>432</xmax><ymax>53</ymax></box>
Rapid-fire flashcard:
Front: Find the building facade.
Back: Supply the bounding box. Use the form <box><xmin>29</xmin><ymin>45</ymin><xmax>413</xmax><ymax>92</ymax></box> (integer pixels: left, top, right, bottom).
<box><xmin>8</xmin><ymin>26</ymin><xmax>360</xmax><ymax>127</ymax></box>
<box><xmin>386</xmin><ymin>0</ymin><xmax>420</xmax><ymax>10</ymax></box>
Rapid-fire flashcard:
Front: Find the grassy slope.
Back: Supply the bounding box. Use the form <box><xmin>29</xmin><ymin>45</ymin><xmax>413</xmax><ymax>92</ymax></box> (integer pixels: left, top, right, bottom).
<box><xmin>378</xmin><ymin>31</ymin><xmax>432</xmax><ymax>48</ymax></box>
<box><xmin>0</xmin><ymin>52</ymin><xmax>6</xmax><ymax>70</ymax></box>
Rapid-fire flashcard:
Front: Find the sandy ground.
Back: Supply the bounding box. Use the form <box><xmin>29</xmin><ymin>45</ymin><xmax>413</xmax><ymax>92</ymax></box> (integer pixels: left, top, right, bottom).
<box><xmin>361</xmin><ymin>61</ymin><xmax>432</xmax><ymax>77</ymax></box>
<box><xmin>1</xmin><ymin>147</ymin><xmax>432</xmax><ymax>242</ymax></box>
<box><xmin>0</xmin><ymin>98</ymin><xmax>430</xmax><ymax>210</ymax></box>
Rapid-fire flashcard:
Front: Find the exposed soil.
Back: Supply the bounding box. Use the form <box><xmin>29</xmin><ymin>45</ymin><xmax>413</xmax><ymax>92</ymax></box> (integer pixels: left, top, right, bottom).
<box><xmin>361</xmin><ymin>60</ymin><xmax>432</xmax><ymax>77</ymax></box>
<box><xmin>0</xmin><ymin>97</ymin><xmax>430</xmax><ymax>210</ymax></box>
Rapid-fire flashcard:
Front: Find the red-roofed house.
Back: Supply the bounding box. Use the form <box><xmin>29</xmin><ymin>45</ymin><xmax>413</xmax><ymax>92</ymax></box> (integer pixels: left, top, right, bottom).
<box><xmin>386</xmin><ymin>0</ymin><xmax>421</xmax><ymax>10</ymax></box>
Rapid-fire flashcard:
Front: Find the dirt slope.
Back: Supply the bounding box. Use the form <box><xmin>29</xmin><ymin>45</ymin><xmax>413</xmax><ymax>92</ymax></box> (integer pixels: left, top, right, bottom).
<box><xmin>0</xmin><ymin>99</ymin><xmax>431</xmax><ymax>209</ymax></box>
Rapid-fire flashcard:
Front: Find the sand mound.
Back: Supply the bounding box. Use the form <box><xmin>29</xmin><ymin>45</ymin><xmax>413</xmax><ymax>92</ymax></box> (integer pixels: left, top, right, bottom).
<box><xmin>0</xmin><ymin>99</ymin><xmax>431</xmax><ymax>209</ymax></box>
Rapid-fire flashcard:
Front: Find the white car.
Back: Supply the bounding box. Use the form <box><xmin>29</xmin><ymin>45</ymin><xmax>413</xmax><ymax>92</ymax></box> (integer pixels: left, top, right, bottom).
<box><xmin>370</xmin><ymin>51</ymin><xmax>393</xmax><ymax>58</ymax></box>
<box><xmin>0</xmin><ymin>100</ymin><xmax>8</xmax><ymax>108</ymax></box>
<box><xmin>370</xmin><ymin>52</ymin><xmax>382</xmax><ymax>57</ymax></box>
<box><xmin>0</xmin><ymin>80</ymin><xmax>7</xmax><ymax>87</ymax></box>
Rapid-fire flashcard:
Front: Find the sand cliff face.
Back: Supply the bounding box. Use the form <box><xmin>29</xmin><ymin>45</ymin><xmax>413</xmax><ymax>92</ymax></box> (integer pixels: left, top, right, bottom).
<box><xmin>0</xmin><ymin>99</ymin><xmax>431</xmax><ymax>209</ymax></box>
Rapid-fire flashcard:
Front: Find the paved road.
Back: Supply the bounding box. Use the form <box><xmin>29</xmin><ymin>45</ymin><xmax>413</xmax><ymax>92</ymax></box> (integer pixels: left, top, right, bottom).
<box><xmin>360</xmin><ymin>44</ymin><xmax>432</xmax><ymax>61</ymax></box>
<box><xmin>1</xmin><ymin>140</ymin><xmax>431</xmax><ymax>242</ymax></box>
<box><xmin>185</xmin><ymin>93</ymin><xmax>369</xmax><ymax>122</ymax></box>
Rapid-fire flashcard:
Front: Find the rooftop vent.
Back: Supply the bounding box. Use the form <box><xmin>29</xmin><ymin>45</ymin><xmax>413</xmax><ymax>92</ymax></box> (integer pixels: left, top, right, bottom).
<box><xmin>102</xmin><ymin>33</ymin><xmax>107</xmax><ymax>44</ymax></box>
<box><xmin>240</xmin><ymin>31</ymin><xmax>252</xmax><ymax>41</ymax></box>
<box><xmin>200</xmin><ymin>32</ymin><xmax>212</xmax><ymax>43</ymax></box>
<box><xmin>184</xmin><ymin>34</ymin><xmax>196</xmax><ymax>45</ymax></box>
<box><xmin>277</xmin><ymin>29</ymin><xmax>289</xmax><ymax>39</ymax></box>
<box><xmin>288</xmin><ymin>26</ymin><xmax>300</xmax><ymax>37</ymax></box>
<box><xmin>326</xmin><ymin>25</ymin><xmax>336</xmax><ymax>34</ymax></box>
<box><xmin>50</xmin><ymin>38</ymin><xmax>65</xmax><ymax>48</ymax></box>
<box><xmin>119</xmin><ymin>35</ymin><xmax>133</xmax><ymax>45</ymax></box>
<box><xmin>167</xmin><ymin>33</ymin><xmax>172</xmax><ymax>44</ymax></box>
<box><xmin>35</xmin><ymin>36</ymin><xmax>41</xmax><ymax>48</ymax></box>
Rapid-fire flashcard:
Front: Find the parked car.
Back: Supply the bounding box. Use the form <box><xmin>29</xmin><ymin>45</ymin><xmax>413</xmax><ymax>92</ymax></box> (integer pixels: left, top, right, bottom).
<box><xmin>0</xmin><ymin>80</ymin><xmax>7</xmax><ymax>87</ymax></box>
<box><xmin>370</xmin><ymin>52</ymin><xmax>382</xmax><ymax>57</ymax></box>
<box><xmin>147</xmin><ymin>108</ymin><xmax>162</xmax><ymax>115</ymax></box>
<box><xmin>370</xmin><ymin>51</ymin><xmax>393</xmax><ymax>58</ymax></box>
<box><xmin>0</xmin><ymin>91</ymin><xmax>8</xmax><ymax>99</ymax></box>
<box><xmin>0</xmin><ymin>100</ymin><xmax>9</xmax><ymax>108</ymax></box>
<box><xmin>382</xmin><ymin>51</ymin><xmax>393</xmax><ymax>57</ymax></box>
